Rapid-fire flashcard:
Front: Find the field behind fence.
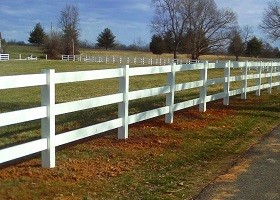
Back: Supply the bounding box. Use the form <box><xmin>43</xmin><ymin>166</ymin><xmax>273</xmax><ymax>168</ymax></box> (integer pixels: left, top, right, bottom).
<box><xmin>0</xmin><ymin>60</ymin><xmax>280</xmax><ymax>168</ymax></box>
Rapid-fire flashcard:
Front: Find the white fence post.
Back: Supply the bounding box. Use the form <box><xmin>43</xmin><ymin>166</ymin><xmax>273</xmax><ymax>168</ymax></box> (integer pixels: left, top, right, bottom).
<box><xmin>268</xmin><ymin>62</ymin><xmax>273</xmax><ymax>94</ymax></box>
<box><xmin>278</xmin><ymin>64</ymin><xmax>280</xmax><ymax>90</ymax></box>
<box><xmin>165</xmin><ymin>62</ymin><xmax>176</xmax><ymax>123</ymax></box>
<box><xmin>256</xmin><ymin>61</ymin><xmax>262</xmax><ymax>96</ymax></box>
<box><xmin>223</xmin><ymin>61</ymin><xmax>231</xmax><ymax>105</ymax></box>
<box><xmin>41</xmin><ymin>69</ymin><xmax>56</xmax><ymax>168</ymax></box>
<box><xmin>241</xmin><ymin>61</ymin><xmax>248</xmax><ymax>100</ymax></box>
<box><xmin>118</xmin><ymin>65</ymin><xmax>129</xmax><ymax>139</ymax></box>
<box><xmin>199</xmin><ymin>61</ymin><xmax>208</xmax><ymax>112</ymax></box>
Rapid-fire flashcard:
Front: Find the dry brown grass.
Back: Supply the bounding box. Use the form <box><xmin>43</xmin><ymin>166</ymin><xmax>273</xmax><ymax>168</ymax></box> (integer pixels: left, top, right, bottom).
<box><xmin>80</xmin><ymin>48</ymin><xmax>266</xmax><ymax>62</ymax></box>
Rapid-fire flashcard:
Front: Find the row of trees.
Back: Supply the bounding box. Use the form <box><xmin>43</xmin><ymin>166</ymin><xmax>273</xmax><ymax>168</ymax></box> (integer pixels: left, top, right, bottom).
<box><xmin>149</xmin><ymin>0</ymin><xmax>280</xmax><ymax>60</ymax></box>
<box><xmin>23</xmin><ymin>0</ymin><xmax>280</xmax><ymax>60</ymax></box>
<box><xmin>149</xmin><ymin>31</ymin><xmax>280</xmax><ymax>60</ymax></box>
<box><xmin>28</xmin><ymin>4</ymin><xmax>119</xmax><ymax>59</ymax></box>
<box><xmin>27</xmin><ymin>4</ymin><xmax>80</xmax><ymax>59</ymax></box>
<box><xmin>150</xmin><ymin>0</ymin><xmax>237</xmax><ymax>59</ymax></box>
<box><xmin>29</xmin><ymin>21</ymin><xmax>151</xmax><ymax>58</ymax></box>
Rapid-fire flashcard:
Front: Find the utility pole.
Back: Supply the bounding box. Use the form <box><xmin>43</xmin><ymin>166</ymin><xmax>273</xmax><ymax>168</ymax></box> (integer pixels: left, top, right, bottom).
<box><xmin>0</xmin><ymin>32</ymin><xmax>2</xmax><ymax>53</ymax></box>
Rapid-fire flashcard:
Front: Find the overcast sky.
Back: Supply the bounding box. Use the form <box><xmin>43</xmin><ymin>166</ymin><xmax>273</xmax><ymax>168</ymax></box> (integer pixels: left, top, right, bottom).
<box><xmin>0</xmin><ymin>0</ymin><xmax>273</xmax><ymax>45</ymax></box>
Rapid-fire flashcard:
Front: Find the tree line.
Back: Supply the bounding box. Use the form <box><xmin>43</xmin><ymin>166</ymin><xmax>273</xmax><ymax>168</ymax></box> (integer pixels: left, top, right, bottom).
<box><xmin>149</xmin><ymin>0</ymin><xmax>280</xmax><ymax>60</ymax></box>
<box><xmin>28</xmin><ymin>4</ymin><xmax>122</xmax><ymax>59</ymax></box>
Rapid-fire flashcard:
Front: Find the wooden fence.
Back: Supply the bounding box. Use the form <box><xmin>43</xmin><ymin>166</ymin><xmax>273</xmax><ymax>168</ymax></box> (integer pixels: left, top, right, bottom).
<box><xmin>0</xmin><ymin>54</ymin><xmax>9</xmax><ymax>61</ymax></box>
<box><xmin>0</xmin><ymin>61</ymin><xmax>280</xmax><ymax>168</ymax></box>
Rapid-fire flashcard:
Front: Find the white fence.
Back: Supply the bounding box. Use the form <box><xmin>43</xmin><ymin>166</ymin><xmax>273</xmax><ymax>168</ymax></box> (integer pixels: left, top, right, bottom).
<box><xmin>83</xmin><ymin>55</ymin><xmax>176</xmax><ymax>65</ymax></box>
<box><xmin>62</xmin><ymin>55</ymin><xmax>82</xmax><ymax>61</ymax></box>
<box><xmin>0</xmin><ymin>61</ymin><xmax>280</xmax><ymax>168</ymax></box>
<box><xmin>0</xmin><ymin>54</ymin><xmax>9</xmax><ymax>61</ymax></box>
<box><xmin>63</xmin><ymin>54</ymin><xmax>196</xmax><ymax>65</ymax></box>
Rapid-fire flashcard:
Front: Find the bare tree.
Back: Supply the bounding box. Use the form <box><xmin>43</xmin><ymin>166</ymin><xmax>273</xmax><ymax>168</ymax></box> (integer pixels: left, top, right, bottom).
<box><xmin>151</xmin><ymin>0</ymin><xmax>188</xmax><ymax>59</ymax></box>
<box><xmin>151</xmin><ymin>0</ymin><xmax>237</xmax><ymax>59</ymax></box>
<box><xmin>59</xmin><ymin>4</ymin><xmax>80</xmax><ymax>55</ymax></box>
<box><xmin>43</xmin><ymin>31</ymin><xmax>63</xmax><ymax>59</ymax></box>
<box><xmin>133</xmin><ymin>37</ymin><xmax>146</xmax><ymax>51</ymax></box>
<box><xmin>241</xmin><ymin>25</ymin><xmax>253</xmax><ymax>44</ymax></box>
<box><xmin>182</xmin><ymin>0</ymin><xmax>237</xmax><ymax>59</ymax></box>
<box><xmin>260</xmin><ymin>0</ymin><xmax>280</xmax><ymax>41</ymax></box>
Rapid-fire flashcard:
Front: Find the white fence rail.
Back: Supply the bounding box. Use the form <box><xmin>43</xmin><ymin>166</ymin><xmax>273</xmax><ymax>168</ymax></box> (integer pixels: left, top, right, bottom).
<box><xmin>0</xmin><ymin>54</ymin><xmax>9</xmax><ymax>61</ymax></box>
<box><xmin>0</xmin><ymin>61</ymin><xmax>280</xmax><ymax>168</ymax></box>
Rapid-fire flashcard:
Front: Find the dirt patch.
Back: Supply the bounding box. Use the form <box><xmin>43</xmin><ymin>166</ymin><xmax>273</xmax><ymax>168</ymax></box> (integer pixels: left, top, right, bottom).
<box><xmin>0</xmin><ymin>131</ymin><xmax>183</xmax><ymax>182</ymax></box>
<box><xmin>132</xmin><ymin>105</ymin><xmax>236</xmax><ymax>131</ymax></box>
<box><xmin>217</xmin><ymin>159</ymin><xmax>252</xmax><ymax>182</ymax></box>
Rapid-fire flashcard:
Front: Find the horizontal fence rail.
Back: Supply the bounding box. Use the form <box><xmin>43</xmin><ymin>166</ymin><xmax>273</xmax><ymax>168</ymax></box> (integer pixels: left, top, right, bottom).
<box><xmin>0</xmin><ymin>61</ymin><xmax>280</xmax><ymax>168</ymax></box>
<box><xmin>0</xmin><ymin>54</ymin><xmax>9</xmax><ymax>61</ymax></box>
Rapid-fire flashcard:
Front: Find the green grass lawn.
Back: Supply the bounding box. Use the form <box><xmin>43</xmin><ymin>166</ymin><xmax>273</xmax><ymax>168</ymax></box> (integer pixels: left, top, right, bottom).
<box><xmin>0</xmin><ymin>54</ymin><xmax>280</xmax><ymax>199</ymax></box>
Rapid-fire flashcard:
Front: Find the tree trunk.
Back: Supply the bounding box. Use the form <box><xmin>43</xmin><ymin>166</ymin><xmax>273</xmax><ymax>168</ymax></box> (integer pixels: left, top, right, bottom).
<box><xmin>191</xmin><ymin>53</ymin><xmax>200</xmax><ymax>60</ymax></box>
<box><xmin>173</xmin><ymin>42</ymin><xmax>178</xmax><ymax>60</ymax></box>
<box><xmin>173</xmin><ymin>50</ymin><xmax>177</xmax><ymax>60</ymax></box>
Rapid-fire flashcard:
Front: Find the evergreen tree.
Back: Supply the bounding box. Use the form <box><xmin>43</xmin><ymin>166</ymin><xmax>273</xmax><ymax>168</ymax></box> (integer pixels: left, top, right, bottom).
<box><xmin>28</xmin><ymin>23</ymin><xmax>46</xmax><ymax>46</ymax></box>
<box><xmin>246</xmin><ymin>36</ymin><xmax>263</xmax><ymax>57</ymax></box>
<box><xmin>96</xmin><ymin>28</ymin><xmax>116</xmax><ymax>50</ymax></box>
<box><xmin>149</xmin><ymin>35</ymin><xmax>165</xmax><ymax>55</ymax></box>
